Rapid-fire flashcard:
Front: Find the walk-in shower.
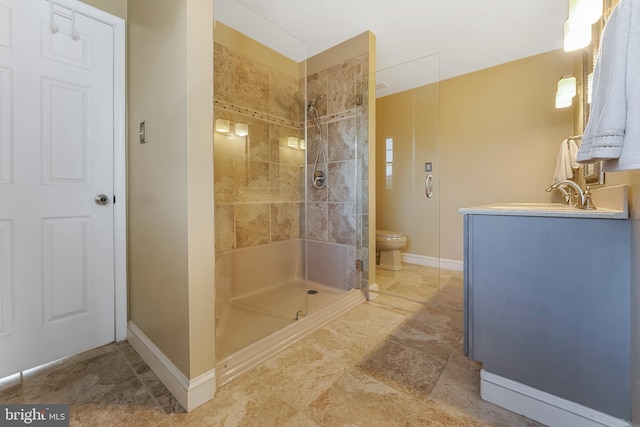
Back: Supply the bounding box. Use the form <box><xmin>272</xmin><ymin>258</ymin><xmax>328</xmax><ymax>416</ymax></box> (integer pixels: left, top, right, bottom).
<box><xmin>213</xmin><ymin>1</ymin><xmax>370</xmax><ymax>386</ymax></box>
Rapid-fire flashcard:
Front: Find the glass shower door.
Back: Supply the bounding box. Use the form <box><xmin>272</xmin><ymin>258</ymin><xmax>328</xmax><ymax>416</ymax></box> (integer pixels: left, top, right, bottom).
<box><xmin>374</xmin><ymin>53</ymin><xmax>444</xmax><ymax>308</ymax></box>
<box><xmin>213</xmin><ymin>0</ymin><xmax>308</xmax><ymax>359</ymax></box>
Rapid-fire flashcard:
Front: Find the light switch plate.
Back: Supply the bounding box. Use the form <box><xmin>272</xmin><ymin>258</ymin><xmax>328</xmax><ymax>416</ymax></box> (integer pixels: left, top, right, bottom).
<box><xmin>139</xmin><ymin>121</ymin><xmax>147</xmax><ymax>144</ymax></box>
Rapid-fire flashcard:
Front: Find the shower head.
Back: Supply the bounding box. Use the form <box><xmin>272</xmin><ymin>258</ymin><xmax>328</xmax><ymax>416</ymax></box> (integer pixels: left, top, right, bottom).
<box><xmin>307</xmin><ymin>95</ymin><xmax>325</xmax><ymax>112</ymax></box>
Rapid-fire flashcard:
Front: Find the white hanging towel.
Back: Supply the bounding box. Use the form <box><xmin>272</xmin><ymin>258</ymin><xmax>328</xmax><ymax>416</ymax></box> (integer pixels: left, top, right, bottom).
<box><xmin>553</xmin><ymin>139</ymin><xmax>579</xmax><ymax>183</ymax></box>
<box><xmin>576</xmin><ymin>0</ymin><xmax>640</xmax><ymax>171</ymax></box>
<box><xmin>568</xmin><ymin>138</ymin><xmax>579</xmax><ymax>170</ymax></box>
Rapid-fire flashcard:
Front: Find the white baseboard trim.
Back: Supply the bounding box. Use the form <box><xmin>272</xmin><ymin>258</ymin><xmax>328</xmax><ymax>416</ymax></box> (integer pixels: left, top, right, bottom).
<box><xmin>480</xmin><ymin>370</ymin><xmax>631</xmax><ymax>427</ymax></box>
<box><xmin>127</xmin><ymin>322</ymin><xmax>215</xmax><ymax>412</ymax></box>
<box><xmin>402</xmin><ymin>253</ymin><xmax>463</xmax><ymax>272</ymax></box>
<box><xmin>366</xmin><ymin>283</ymin><xmax>379</xmax><ymax>300</ymax></box>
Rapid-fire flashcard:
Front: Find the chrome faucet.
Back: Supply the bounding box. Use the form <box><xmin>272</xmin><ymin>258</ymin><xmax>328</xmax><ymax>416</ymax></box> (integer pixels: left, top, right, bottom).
<box><xmin>554</xmin><ymin>185</ymin><xmax>572</xmax><ymax>205</ymax></box>
<box><xmin>546</xmin><ymin>180</ymin><xmax>596</xmax><ymax>210</ymax></box>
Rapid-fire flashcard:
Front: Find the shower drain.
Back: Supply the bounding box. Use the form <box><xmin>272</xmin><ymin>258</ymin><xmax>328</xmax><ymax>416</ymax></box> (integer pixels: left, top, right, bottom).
<box><xmin>307</xmin><ymin>289</ymin><xmax>319</xmax><ymax>295</ymax></box>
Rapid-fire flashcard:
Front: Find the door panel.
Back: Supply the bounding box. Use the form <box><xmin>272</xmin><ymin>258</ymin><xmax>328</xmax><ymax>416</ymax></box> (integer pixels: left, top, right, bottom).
<box><xmin>42</xmin><ymin>78</ymin><xmax>90</xmax><ymax>183</ymax></box>
<box><xmin>42</xmin><ymin>217</ymin><xmax>90</xmax><ymax>324</ymax></box>
<box><xmin>0</xmin><ymin>220</ymin><xmax>13</xmax><ymax>337</ymax></box>
<box><xmin>0</xmin><ymin>5</ymin><xmax>11</xmax><ymax>48</ymax></box>
<box><xmin>0</xmin><ymin>66</ymin><xmax>11</xmax><ymax>184</ymax></box>
<box><xmin>0</xmin><ymin>0</ymin><xmax>115</xmax><ymax>377</ymax></box>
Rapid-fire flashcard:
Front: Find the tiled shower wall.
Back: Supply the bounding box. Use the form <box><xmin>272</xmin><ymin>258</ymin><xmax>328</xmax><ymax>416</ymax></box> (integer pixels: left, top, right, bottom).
<box><xmin>213</xmin><ymin>42</ymin><xmax>305</xmax><ymax>253</ymax></box>
<box><xmin>213</xmin><ymin>39</ymin><xmax>370</xmax><ymax>289</ymax></box>
<box><xmin>306</xmin><ymin>53</ymin><xmax>370</xmax><ymax>288</ymax></box>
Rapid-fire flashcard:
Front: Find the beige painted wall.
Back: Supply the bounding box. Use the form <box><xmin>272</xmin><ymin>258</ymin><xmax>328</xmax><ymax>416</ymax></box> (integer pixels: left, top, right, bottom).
<box><xmin>185</xmin><ymin>0</ymin><xmax>215</xmax><ymax>380</ymax></box>
<box><xmin>377</xmin><ymin>49</ymin><xmax>574</xmax><ymax>263</ymax></box>
<box><xmin>440</xmin><ymin>49</ymin><xmax>574</xmax><ymax>261</ymax></box>
<box><xmin>79</xmin><ymin>0</ymin><xmax>127</xmax><ymax>19</ymax></box>
<box><xmin>128</xmin><ymin>0</ymin><xmax>214</xmax><ymax>379</ymax></box>
<box><xmin>376</xmin><ymin>84</ymin><xmax>440</xmax><ymax>259</ymax></box>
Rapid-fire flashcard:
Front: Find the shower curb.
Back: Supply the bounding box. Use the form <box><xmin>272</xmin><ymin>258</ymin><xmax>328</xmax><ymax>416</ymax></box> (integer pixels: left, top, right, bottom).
<box><xmin>216</xmin><ymin>288</ymin><xmax>366</xmax><ymax>387</ymax></box>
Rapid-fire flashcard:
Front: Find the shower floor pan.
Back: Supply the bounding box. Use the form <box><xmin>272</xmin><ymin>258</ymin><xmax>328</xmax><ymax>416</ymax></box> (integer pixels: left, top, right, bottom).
<box><xmin>216</xmin><ymin>281</ymin><xmax>365</xmax><ymax>386</ymax></box>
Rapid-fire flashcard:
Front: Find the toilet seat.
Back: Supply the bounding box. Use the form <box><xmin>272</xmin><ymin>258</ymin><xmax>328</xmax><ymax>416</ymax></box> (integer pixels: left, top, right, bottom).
<box><xmin>375</xmin><ymin>230</ymin><xmax>407</xmax><ymax>271</ymax></box>
<box><xmin>376</xmin><ymin>230</ymin><xmax>405</xmax><ymax>239</ymax></box>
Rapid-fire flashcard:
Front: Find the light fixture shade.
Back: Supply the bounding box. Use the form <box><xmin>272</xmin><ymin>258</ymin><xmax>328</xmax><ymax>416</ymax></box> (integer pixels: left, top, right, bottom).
<box><xmin>215</xmin><ymin>119</ymin><xmax>230</xmax><ymax>133</ymax></box>
<box><xmin>235</xmin><ymin>123</ymin><xmax>249</xmax><ymax>136</ymax></box>
<box><xmin>299</xmin><ymin>139</ymin><xmax>306</xmax><ymax>150</ymax></box>
<box><xmin>564</xmin><ymin>19</ymin><xmax>592</xmax><ymax>51</ymax></box>
<box><xmin>555</xmin><ymin>76</ymin><xmax>577</xmax><ymax>108</ymax></box>
<box><xmin>587</xmin><ymin>72</ymin><xmax>594</xmax><ymax>104</ymax></box>
<box><xmin>555</xmin><ymin>94</ymin><xmax>574</xmax><ymax>109</ymax></box>
<box><xmin>287</xmin><ymin>136</ymin><xmax>299</xmax><ymax>149</ymax></box>
<box><xmin>568</xmin><ymin>0</ymin><xmax>603</xmax><ymax>28</ymax></box>
<box><xmin>557</xmin><ymin>76</ymin><xmax>577</xmax><ymax>97</ymax></box>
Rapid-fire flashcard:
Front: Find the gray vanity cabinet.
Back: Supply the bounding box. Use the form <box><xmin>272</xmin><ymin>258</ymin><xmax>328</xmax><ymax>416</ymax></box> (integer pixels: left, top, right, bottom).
<box><xmin>463</xmin><ymin>213</ymin><xmax>630</xmax><ymax>420</ymax></box>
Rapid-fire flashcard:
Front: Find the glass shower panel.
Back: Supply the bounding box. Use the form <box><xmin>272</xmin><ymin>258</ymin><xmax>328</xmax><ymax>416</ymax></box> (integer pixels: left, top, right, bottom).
<box><xmin>304</xmin><ymin>44</ymin><xmax>368</xmax><ymax>305</ymax></box>
<box><xmin>355</xmin><ymin>69</ymin><xmax>368</xmax><ymax>294</ymax></box>
<box><xmin>213</xmin><ymin>1</ymin><xmax>307</xmax><ymax>359</ymax></box>
<box><xmin>374</xmin><ymin>53</ymin><xmax>444</xmax><ymax>308</ymax></box>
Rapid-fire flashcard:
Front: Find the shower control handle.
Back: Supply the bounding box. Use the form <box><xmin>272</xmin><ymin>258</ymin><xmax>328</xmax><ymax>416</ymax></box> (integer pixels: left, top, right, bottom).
<box><xmin>313</xmin><ymin>170</ymin><xmax>326</xmax><ymax>189</ymax></box>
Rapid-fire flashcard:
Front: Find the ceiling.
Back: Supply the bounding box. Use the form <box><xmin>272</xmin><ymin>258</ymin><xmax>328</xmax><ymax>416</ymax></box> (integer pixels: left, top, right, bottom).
<box><xmin>215</xmin><ymin>0</ymin><xmax>571</xmax><ymax>97</ymax></box>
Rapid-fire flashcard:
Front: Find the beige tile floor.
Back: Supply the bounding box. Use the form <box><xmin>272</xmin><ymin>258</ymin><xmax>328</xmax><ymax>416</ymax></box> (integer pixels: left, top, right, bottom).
<box><xmin>0</xmin><ymin>264</ymin><xmax>544</xmax><ymax>426</ymax></box>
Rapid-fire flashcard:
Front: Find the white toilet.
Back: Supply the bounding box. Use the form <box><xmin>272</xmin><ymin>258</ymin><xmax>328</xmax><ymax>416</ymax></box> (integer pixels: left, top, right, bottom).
<box><xmin>376</xmin><ymin>230</ymin><xmax>408</xmax><ymax>271</ymax></box>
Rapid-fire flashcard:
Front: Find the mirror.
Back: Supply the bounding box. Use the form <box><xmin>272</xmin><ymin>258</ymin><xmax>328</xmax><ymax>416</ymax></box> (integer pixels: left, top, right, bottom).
<box><xmin>579</xmin><ymin>0</ymin><xmax>619</xmax><ymax>186</ymax></box>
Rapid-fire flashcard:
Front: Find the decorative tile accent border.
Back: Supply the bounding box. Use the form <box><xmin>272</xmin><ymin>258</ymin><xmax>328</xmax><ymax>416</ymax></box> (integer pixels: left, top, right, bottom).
<box><xmin>214</xmin><ymin>99</ymin><xmax>360</xmax><ymax>130</ymax></box>
<box><xmin>215</xmin><ymin>99</ymin><xmax>300</xmax><ymax>129</ymax></box>
<box><xmin>323</xmin><ymin>108</ymin><xmax>360</xmax><ymax>125</ymax></box>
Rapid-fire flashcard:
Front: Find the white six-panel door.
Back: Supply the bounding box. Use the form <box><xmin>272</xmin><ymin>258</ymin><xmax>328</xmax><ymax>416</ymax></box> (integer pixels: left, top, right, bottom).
<box><xmin>0</xmin><ymin>0</ymin><xmax>116</xmax><ymax>377</ymax></box>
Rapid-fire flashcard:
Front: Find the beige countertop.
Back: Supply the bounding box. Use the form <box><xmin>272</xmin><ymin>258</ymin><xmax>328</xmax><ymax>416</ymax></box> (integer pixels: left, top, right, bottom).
<box><xmin>458</xmin><ymin>185</ymin><xmax>629</xmax><ymax>219</ymax></box>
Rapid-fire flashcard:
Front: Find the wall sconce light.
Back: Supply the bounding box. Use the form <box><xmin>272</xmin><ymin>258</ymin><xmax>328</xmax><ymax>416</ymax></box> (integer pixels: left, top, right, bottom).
<box><xmin>563</xmin><ymin>19</ymin><xmax>592</xmax><ymax>51</ymax></box>
<box><xmin>568</xmin><ymin>0</ymin><xmax>603</xmax><ymax>27</ymax></box>
<box><xmin>287</xmin><ymin>136</ymin><xmax>299</xmax><ymax>149</ymax></box>
<box><xmin>299</xmin><ymin>139</ymin><xmax>306</xmax><ymax>150</ymax></box>
<box><xmin>555</xmin><ymin>75</ymin><xmax>577</xmax><ymax>108</ymax></box>
<box><xmin>215</xmin><ymin>119</ymin><xmax>230</xmax><ymax>133</ymax></box>
<box><xmin>215</xmin><ymin>119</ymin><xmax>249</xmax><ymax>137</ymax></box>
<box><xmin>587</xmin><ymin>72</ymin><xmax>594</xmax><ymax>104</ymax></box>
<box><xmin>234</xmin><ymin>123</ymin><xmax>249</xmax><ymax>136</ymax></box>
<box><xmin>563</xmin><ymin>0</ymin><xmax>603</xmax><ymax>52</ymax></box>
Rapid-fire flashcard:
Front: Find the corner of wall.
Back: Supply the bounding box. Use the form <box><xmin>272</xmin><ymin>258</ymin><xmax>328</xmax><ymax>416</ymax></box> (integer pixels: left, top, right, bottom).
<box><xmin>127</xmin><ymin>0</ymin><xmax>215</xmax><ymax>399</ymax></box>
<box><xmin>127</xmin><ymin>322</ymin><xmax>215</xmax><ymax>412</ymax></box>
<box><xmin>186</xmin><ymin>0</ymin><xmax>215</xmax><ymax>381</ymax></box>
